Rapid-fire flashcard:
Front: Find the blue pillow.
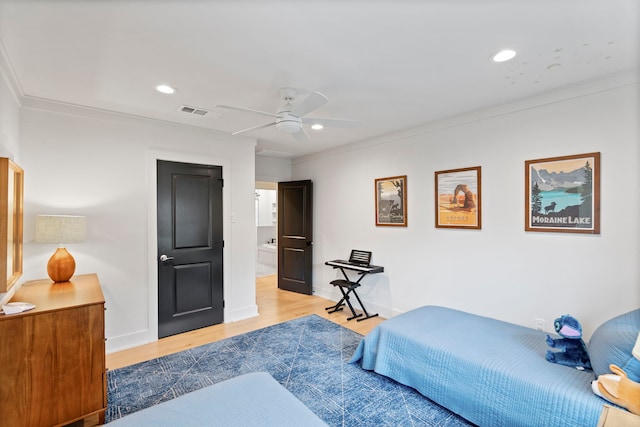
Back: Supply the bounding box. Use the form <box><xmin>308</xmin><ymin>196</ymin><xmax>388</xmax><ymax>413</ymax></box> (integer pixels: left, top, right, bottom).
<box><xmin>588</xmin><ymin>309</ymin><xmax>640</xmax><ymax>377</ymax></box>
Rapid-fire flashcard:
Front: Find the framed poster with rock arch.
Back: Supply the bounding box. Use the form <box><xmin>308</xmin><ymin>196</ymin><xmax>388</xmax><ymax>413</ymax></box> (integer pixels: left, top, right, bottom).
<box><xmin>525</xmin><ymin>152</ymin><xmax>600</xmax><ymax>234</ymax></box>
<box><xmin>435</xmin><ymin>166</ymin><xmax>481</xmax><ymax>229</ymax></box>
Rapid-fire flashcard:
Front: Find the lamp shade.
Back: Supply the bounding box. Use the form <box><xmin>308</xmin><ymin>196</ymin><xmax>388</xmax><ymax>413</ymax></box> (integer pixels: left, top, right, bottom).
<box><xmin>35</xmin><ymin>215</ymin><xmax>86</xmax><ymax>244</ymax></box>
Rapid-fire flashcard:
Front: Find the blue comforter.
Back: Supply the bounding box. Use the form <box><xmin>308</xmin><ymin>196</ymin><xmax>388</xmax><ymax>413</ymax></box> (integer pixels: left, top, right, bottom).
<box><xmin>350</xmin><ymin>306</ymin><xmax>604</xmax><ymax>427</ymax></box>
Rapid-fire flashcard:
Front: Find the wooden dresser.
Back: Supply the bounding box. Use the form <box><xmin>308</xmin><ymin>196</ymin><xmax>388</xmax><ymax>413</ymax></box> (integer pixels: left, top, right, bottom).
<box><xmin>0</xmin><ymin>273</ymin><xmax>106</xmax><ymax>426</ymax></box>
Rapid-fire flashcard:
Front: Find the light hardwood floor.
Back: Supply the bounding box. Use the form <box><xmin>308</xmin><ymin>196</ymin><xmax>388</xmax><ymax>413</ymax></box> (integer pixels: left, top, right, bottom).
<box><xmin>106</xmin><ymin>274</ymin><xmax>384</xmax><ymax>370</ymax></box>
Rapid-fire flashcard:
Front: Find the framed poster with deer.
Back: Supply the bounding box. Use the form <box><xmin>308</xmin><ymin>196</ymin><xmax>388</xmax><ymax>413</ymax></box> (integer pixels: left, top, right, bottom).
<box><xmin>525</xmin><ymin>152</ymin><xmax>600</xmax><ymax>234</ymax></box>
<box><xmin>375</xmin><ymin>175</ymin><xmax>407</xmax><ymax>226</ymax></box>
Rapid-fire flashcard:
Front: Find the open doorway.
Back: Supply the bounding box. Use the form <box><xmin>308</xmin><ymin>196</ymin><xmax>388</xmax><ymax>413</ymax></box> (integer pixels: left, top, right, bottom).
<box><xmin>255</xmin><ymin>181</ymin><xmax>277</xmax><ymax>277</ymax></box>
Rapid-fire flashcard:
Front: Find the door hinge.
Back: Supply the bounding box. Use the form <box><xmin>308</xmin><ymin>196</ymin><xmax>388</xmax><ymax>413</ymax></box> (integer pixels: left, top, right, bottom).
<box><xmin>218</xmin><ymin>178</ymin><xmax>224</xmax><ymax>187</ymax></box>
<box><xmin>222</xmin><ymin>240</ymin><xmax>225</xmax><ymax>248</ymax></box>
<box><xmin>223</xmin><ymin>300</ymin><xmax>225</xmax><ymax>308</ymax></box>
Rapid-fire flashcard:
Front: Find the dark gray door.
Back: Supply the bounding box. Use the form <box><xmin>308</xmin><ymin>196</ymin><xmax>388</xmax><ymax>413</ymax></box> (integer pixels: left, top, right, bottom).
<box><xmin>157</xmin><ymin>160</ymin><xmax>223</xmax><ymax>338</ymax></box>
<box><xmin>278</xmin><ymin>180</ymin><xmax>313</xmax><ymax>295</ymax></box>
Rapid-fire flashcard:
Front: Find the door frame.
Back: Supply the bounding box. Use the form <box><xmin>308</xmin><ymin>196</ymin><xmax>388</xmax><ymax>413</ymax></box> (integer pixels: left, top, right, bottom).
<box><xmin>146</xmin><ymin>149</ymin><xmax>231</xmax><ymax>343</ymax></box>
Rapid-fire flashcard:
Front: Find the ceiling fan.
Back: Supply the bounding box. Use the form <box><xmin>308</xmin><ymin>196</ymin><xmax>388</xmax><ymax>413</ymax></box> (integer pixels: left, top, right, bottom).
<box><xmin>217</xmin><ymin>88</ymin><xmax>359</xmax><ymax>143</ymax></box>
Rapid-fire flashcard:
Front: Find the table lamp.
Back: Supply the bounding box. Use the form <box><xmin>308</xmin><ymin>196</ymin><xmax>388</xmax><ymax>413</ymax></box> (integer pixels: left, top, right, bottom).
<box><xmin>35</xmin><ymin>214</ymin><xmax>87</xmax><ymax>282</ymax></box>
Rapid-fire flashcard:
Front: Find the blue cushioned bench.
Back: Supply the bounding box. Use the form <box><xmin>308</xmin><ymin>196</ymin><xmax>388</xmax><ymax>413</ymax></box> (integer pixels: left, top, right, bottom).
<box><xmin>107</xmin><ymin>372</ymin><xmax>327</xmax><ymax>426</ymax></box>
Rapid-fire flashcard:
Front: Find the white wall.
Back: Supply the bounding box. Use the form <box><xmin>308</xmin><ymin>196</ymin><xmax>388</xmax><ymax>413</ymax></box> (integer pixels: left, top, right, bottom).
<box><xmin>294</xmin><ymin>75</ymin><xmax>640</xmax><ymax>339</ymax></box>
<box><xmin>255</xmin><ymin>155</ymin><xmax>292</xmax><ymax>183</ymax></box>
<box><xmin>19</xmin><ymin>102</ymin><xmax>258</xmax><ymax>352</ymax></box>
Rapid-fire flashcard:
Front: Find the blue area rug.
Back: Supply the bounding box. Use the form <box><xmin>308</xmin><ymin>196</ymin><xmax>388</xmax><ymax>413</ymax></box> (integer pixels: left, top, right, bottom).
<box><xmin>107</xmin><ymin>315</ymin><xmax>473</xmax><ymax>426</ymax></box>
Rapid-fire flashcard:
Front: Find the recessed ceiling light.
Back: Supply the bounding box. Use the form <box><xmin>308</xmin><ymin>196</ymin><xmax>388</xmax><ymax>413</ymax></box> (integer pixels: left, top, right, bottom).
<box><xmin>311</xmin><ymin>123</ymin><xmax>324</xmax><ymax>130</ymax></box>
<box><xmin>156</xmin><ymin>84</ymin><xmax>177</xmax><ymax>94</ymax></box>
<box><xmin>492</xmin><ymin>49</ymin><xmax>517</xmax><ymax>63</ymax></box>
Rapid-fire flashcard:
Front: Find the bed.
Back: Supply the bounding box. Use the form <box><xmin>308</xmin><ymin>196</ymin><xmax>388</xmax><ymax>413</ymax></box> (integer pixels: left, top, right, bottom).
<box><xmin>106</xmin><ymin>372</ymin><xmax>328</xmax><ymax>426</ymax></box>
<box><xmin>350</xmin><ymin>305</ymin><xmax>640</xmax><ymax>427</ymax></box>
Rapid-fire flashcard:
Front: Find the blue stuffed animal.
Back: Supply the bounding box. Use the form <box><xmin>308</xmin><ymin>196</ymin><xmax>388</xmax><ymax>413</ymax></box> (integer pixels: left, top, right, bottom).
<box><xmin>546</xmin><ymin>314</ymin><xmax>592</xmax><ymax>370</ymax></box>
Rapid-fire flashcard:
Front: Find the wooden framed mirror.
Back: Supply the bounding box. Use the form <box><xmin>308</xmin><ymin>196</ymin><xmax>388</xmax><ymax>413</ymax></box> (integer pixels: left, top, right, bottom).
<box><xmin>0</xmin><ymin>158</ymin><xmax>23</xmax><ymax>293</ymax></box>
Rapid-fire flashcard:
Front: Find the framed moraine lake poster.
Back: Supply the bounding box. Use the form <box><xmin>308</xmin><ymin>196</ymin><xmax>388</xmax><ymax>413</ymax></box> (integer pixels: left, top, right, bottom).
<box><xmin>525</xmin><ymin>152</ymin><xmax>600</xmax><ymax>234</ymax></box>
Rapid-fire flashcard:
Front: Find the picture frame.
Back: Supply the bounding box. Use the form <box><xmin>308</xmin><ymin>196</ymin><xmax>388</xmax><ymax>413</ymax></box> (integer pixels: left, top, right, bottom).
<box><xmin>375</xmin><ymin>175</ymin><xmax>407</xmax><ymax>226</ymax></box>
<box><xmin>525</xmin><ymin>152</ymin><xmax>600</xmax><ymax>234</ymax></box>
<box><xmin>0</xmin><ymin>158</ymin><xmax>23</xmax><ymax>293</ymax></box>
<box><xmin>435</xmin><ymin>166</ymin><xmax>481</xmax><ymax>229</ymax></box>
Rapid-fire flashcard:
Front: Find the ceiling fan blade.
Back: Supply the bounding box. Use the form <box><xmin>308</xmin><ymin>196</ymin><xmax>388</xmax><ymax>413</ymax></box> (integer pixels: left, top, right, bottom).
<box><xmin>231</xmin><ymin>121</ymin><xmax>276</xmax><ymax>135</ymax></box>
<box><xmin>290</xmin><ymin>91</ymin><xmax>328</xmax><ymax>117</ymax></box>
<box><xmin>291</xmin><ymin>129</ymin><xmax>311</xmax><ymax>143</ymax></box>
<box><xmin>302</xmin><ymin>117</ymin><xmax>360</xmax><ymax>128</ymax></box>
<box><xmin>217</xmin><ymin>105</ymin><xmax>276</xmax><ymax>118</ymax></box>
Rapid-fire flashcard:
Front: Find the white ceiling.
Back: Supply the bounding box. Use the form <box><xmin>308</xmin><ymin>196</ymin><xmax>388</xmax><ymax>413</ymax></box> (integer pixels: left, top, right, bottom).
<box><xmin>1</xmin><ymin>0</ymin><xmax>638</xmax><ymax>158</ymax></box>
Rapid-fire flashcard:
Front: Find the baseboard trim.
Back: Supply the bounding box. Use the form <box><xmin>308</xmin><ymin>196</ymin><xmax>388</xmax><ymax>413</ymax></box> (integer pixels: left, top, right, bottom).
<box><xmin>106</xmin><ymin>304</ymin><xmax>260</xmax><ymax>354</ymax></box>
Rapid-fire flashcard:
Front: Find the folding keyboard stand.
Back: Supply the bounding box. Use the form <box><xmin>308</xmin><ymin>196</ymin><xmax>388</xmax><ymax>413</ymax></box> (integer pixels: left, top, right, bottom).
<box><xmin>325</xmin><ymin>268</ymin><xmax>379</xmax><ymax>322</ymax></box>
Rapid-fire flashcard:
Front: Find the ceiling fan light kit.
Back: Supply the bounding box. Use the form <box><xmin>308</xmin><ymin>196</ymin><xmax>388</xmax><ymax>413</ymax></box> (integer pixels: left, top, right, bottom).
<box><xmin>275</xmin><ymin>111</ymin><xmax>303</xmax><ymax>134</ymax></box>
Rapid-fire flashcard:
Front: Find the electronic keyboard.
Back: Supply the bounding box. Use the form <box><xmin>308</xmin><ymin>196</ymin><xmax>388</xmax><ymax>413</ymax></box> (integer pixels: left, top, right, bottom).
<box><xmin>325</xmin><ymin>259</ymin><xmax>384</xmax><ymax>274</ymax></box>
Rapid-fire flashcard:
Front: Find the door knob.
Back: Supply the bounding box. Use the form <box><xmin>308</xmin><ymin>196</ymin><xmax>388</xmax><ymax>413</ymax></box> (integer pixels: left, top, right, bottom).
<box><xmin>159</xmin><ymin>254</ymin><xmax>175</xmax><ymax>262</ymax></box>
